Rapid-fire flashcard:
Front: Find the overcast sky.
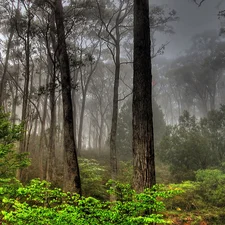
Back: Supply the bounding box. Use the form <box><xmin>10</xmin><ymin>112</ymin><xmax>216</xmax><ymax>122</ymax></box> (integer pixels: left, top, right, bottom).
<box><xmin>151</xmin><ymin>0</ymin><xmax>225</xmax><ymax>58</ymax></box>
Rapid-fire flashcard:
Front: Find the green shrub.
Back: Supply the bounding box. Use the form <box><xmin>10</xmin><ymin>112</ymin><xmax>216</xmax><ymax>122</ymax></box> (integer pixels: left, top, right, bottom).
<box><xmin>195</xmin><ymin>169</ymin><xmax>225</xmax><ymax>207</ymax></box>
<box><xmin>0</xmin><ymin>110</ymin><xmax>29</xmax><ymax>179</ymax></box>
<box><xmin>79</xmin><ymin>158</ymin><xmax>108</xmax><ymax>199</ymax></box>
<box><xmin>165</xmin><ymin>181</ymin><xmax>202</xmax><ymax>211</ymax></box>
<box><xmin>159</xmin><ymin>108</ymin><xmax>225</xmax><ymax>182</ymax></box>
<box><xmin>117</xmin><ymin>161</ymin><xmax>133</xmax><ymax>185</ymax></box>
<box><xmin>1</xmin><ymin>179</ymin><xmax>181</xmax><ymax>225</ymax></box>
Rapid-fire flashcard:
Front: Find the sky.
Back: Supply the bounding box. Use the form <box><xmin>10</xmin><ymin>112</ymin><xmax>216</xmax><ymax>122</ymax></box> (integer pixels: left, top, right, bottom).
<box><xmin>151</xmin><ymin>0</ymin><xmax>225</xmax><ymax>58</ymax></box>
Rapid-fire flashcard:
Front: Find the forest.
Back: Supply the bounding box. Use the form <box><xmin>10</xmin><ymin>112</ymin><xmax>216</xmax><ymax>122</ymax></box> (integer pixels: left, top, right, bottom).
<box><xmin>1</xmin><ymin>0</ymin><xmax>225</xmax><ymax>224</ymax></box>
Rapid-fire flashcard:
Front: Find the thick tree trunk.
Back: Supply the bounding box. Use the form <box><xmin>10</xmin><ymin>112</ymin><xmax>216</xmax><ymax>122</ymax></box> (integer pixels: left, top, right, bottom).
<box><xmin>133</xmin><ymin>0</ymin><xmax>156</xmax><ymax>192</ymax></box>
<box><xmin>54</xmin><ymin>0</ymin><xmax>81</xmax><ymax>194</ymax></box>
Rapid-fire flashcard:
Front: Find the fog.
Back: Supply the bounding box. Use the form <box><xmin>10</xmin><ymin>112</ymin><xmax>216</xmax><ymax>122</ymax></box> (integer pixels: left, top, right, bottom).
<box><xmin>152</xmin><ymin>0</ymin><xmax>225</xmax><ymax>58</ymax></box>
<box><xmin>1</xmin><ymin>1</ymin><xmax>225</xmax><ymax>223</ymax></box>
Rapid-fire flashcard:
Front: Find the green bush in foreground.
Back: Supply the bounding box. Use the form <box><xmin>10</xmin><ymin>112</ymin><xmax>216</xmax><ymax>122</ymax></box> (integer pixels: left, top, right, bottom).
<box><xmin>1</xmin><ymin>179</ymin><xmax>181</xmax><ymax>225</ymax></box>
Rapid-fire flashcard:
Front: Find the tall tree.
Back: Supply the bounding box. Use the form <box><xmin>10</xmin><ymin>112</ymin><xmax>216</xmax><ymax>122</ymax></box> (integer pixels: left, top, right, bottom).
<box><xmin>133</xmin><ymin>0</ymin><xmax>156</xmax><ymax>192</ymax></box>
<box><xmin>54</xmin><ymin>0</ymin><xmax>81</xmax><ymax>194</ymax></box>
<box><xmin>96</xmin><ymin>0</ymin><xmax>132</xmax><ymax>182</ymax></box>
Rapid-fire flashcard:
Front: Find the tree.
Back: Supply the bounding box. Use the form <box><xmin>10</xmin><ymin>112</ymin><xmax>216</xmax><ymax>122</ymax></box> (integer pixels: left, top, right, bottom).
<box><xmin>87</xmin><ymin>61</ymin><xmax>113</xmax><ymax>152</ymax></box>
<box><xmin>133</xmin><ymin>0</ymin><xmax>155</xmax><ymax>192</ymax></box>
<box><xmin>77</xmin><ymin>38</ymin><xmax>101</xmax><ymax>153</ymax></box>
<box><xmin>95</xmin><ymin>0</ymin><xmax>133</xmax><ymax>182</ymax></box>
<box><xmin>54</xmin><ymin>0</ymin><xmax>81</xmax><ymax>194</ymax></box>
<box><xmin>0</xmin><ymin>0</ymin><xmax>17</xmax><ymax>106</ymax></box>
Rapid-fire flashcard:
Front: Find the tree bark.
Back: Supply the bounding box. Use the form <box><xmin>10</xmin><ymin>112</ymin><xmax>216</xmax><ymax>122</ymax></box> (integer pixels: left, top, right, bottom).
<box><xmin>77</xmin><ymin>89</ymin><xmax>86</xmax><ymax>153</ymax></box>
<box><xmin>0</xmin><ymin>30</ymin><xmax>14</xmax><ymax>106</ymax></box>
<box><xmin>46</xmin><ymin>11</ymin><xmax>57</xmax><ymax>183</ymax></box>
<box><xmin>54</xmin><ymin>0</ymin><xmax>81</xmax><ymax>194</ymax></box>
<box><xmin>109</xmin><ymin>30</ymin><xmax>120</xmax><ymax>182</ymax></box>
<box><xmin>98</xmin><ymin>115</ymin><xmax>104</xmax><ymax>154</ymax></box>
<box><xmin>46</xmin><ymin>55</ymin><xmax>56</xmax><ymax>182</ymax></box>
<box><xmin>11</xmin><ymin>59</ymin><xmax>20</xmax><ymax>125</ymax></box>
<box><xmin>133</xmin><ymin>0</ymin><xmax>156</xmax><ymax>192</ymax></box>
<box><xmin>39</xmin><ymin>73</ymin><xmax>49</xmax><ymax>180</ymax></box>
<box><xmin>18</xmin><ymin>6</ymin><xmax>32</xmax><ymax>181</ymax></box>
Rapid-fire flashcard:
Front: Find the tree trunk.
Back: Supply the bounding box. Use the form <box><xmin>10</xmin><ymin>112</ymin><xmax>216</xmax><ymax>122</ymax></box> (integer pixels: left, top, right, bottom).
<box><xmin>72</xmin><ymin>90</ymin><xmax>77</xmax><ymax>146</ymax></box>
<box><xmin>98</xmin><ymin>114</ymin><xmax>104</xmax><ymax>154</ymax></box>
<box><xmin>39</xmin><ymin>72</ymin><xmax>49</xmax><ymax>180</ymax></box>
<box><xmin>88</xmin><ymin>119</ymin><xmax>92</xmax><ymax>149</ymax></box>
<box><xmin>54</xmin><ymin>0</ymin><xmax>81</xmax><ymax>194</ymax></box>
<box><xmin>11</xmin><ymin>59</ymin><xmax>20</xmax><ymax>125</ymax></box>
<box><xmin>72</xmin><ymin>69</ymin><xmax>78</xmax><ymax>147</ymax></box>
<box><xmin>57</xmin><ymin>94</ymin><xmax>62</xmax><ymax>145</ymax></box>
<box><xmin>78</xmin><ymin>91</ymin><xmax>86</xmax><ymax>153</ymax></box>
<box><xmin>110</xmin><ymin>32</ymin><xmax>120</xmax><ymax>182</ymax></box>
<box><xmin>46</xmin><ymin>56</ymin><xmax>56</xmax><ymax>183</ymax></box>
<box><xmin>0</xmin><ymin>30</ymin><xmax>14</xmax><ymax>106</ymax></box>
<box><xmin>133</xmin><ymin>0</ymin><xmax>156</xmax><ymax>192</ymax></box>
<box><xmin>46</xmin><ymin>12</ymin><xmax>57</xmax><ymax>183</ymax></box>
<box><xmin>18</xmin><ymin>7</ymin><xmax>32</xmax><ymax>181</ymax></box>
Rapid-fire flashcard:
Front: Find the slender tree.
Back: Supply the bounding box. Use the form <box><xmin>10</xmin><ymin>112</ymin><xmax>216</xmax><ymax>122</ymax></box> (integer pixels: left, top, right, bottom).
<box><xmin>96</xmin><ymin>0</ymin><xmax>132</xmax><ymax>182</ymax></box>
<box><xmin>133</xmin><ymin>0</ymin><xmax>156</xmax><ymax>192</ymax></box>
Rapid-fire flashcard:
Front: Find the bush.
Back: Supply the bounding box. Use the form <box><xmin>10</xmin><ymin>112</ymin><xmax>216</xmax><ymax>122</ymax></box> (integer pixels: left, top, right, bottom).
<box><xmin>165</xmin><ymin>181</ymin><xmax>202</xmax><ymax>211</ymax></box>
<box><xmin>159</xmin><ymin>110</ymin><xmax>225</xmax><ymax>182</ymax></box>
<box><xmin>164</xmin><ymin>170</ymin><xmax>225</xmax><ymax>224</ymax></box>
<box><xmin>1</xmin><ymin>179</ymin><xmax>181</xmax><ymax>225</ymax></box>
<box><xmin>0</xmin><ymin>110</ymin><xmax>29</xmax><ymax>179</ymax></box>
<box><xmin>195</xmin><ymin>169</ymin><xmax>225</xmax><ymax>207</ymax></box>
<box><xmin>79</xmin><ymin>158</ymin><xmax>108</xmax><ymax>199</ymax></box>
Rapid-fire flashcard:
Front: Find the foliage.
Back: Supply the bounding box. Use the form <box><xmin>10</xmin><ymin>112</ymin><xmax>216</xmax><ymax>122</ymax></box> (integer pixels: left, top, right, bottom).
<box><xmin>165</xmin><ymin>181</ymin><xmax>202</xmax><ymax>211</ymax></box>
<box><xmin>0</xmin><ymin>110</ymin><xmax>30</xmax><ymax>179</ymax></box>
<box><xmin>159</xmin><ymin>108</ymin><xmax>225</xmax><ymax>181</ymax></box>
<box><xmin>79</xmin><ymin>158</ymin><xmax>107</xmax><ymax>199</ymax></box>
<box><xmin>0</xmin><ymin>179</ymin><xmax>181</xmax><ymax>225</ymax></box>
<box><xmin>117</xmin><ymin>160</ymin><xmax>133</xmax><ymax>185</ymax></box>
<box><xmin>164</xmin><ymin>170</ymin><xmax>225</xmax><ymax>224</ymax></box>
<box><xmin>195</xmin><ymin>169</ymin><xmax>225</xmax><ymax>207</ymax></box>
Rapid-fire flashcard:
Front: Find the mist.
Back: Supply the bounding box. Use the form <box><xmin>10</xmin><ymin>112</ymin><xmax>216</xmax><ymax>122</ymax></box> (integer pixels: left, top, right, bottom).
<box><xmin>1</xmin><ymin>0</ymin><xmax>225</xmax><ymax>224</ymax></box>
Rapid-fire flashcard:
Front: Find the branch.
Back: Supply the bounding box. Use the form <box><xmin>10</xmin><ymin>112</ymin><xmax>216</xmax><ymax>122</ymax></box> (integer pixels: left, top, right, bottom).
<box><xmin>193</xmin><ymin>0</ymin><xmax>205</xmax><ymax>7</ymax></box>
<box><xmin>118</xmin><ymin>91</ymin><xmax>133</xmax><ymax>101</ymax></box>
